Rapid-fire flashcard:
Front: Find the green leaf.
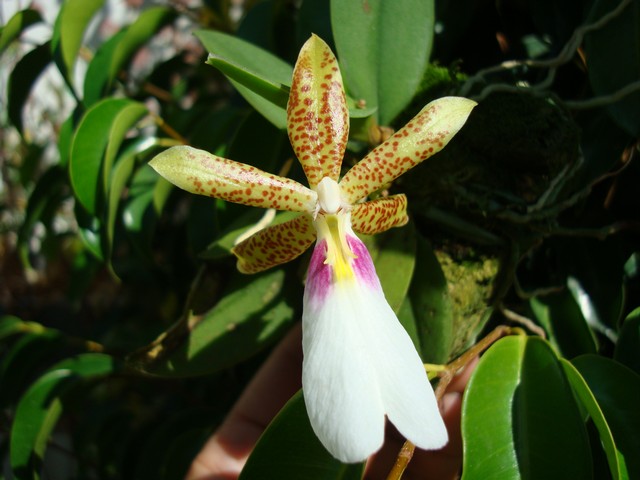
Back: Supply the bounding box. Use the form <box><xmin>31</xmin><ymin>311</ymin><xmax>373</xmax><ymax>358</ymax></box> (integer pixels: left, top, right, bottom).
<box><xmin>51</xmin><ymin>0</ymin><xmax>104</xmax><ymax>94</ymax></box>
<box><xmin>331</xmin><ymin>0</ymin><xmax>435</xmax><ymax>124</ymax></box>
<box><xmin>7</xmin><ymin>42</ymin><xmax>51</xmax><ymax>134</ymax></box>
<box><xmin>0</xmin><ymin>9</ymin><xmax>42</xmax><ymax>55</ymax></box>
<box><xmin>130</xmin><ymin>268</ymin><xmax>296</xmax><ymax>377</ymax></box>
<box><xmin>240</xmin><ymin>391</ymin><xmax>365</xmax><ymax>480</ymax></box>
<box><xmin>530</xmin><ymin>290</ymin><xmax>598</xmax><ymax>358</ymax></box>
<box><xmin>561</xmin><ymin>359</ymin><xmax>629</xmax><ymax>480</ymax></box>
<box><xmin>195</xmin><ymin>29</ymin><xmax>293</xmax><ymax>129</ymax></box>
<box><xmin>573</xmin><ymin>355</ymin><xmax>640</xmax><ymax>479</ymax></box>
<box><xmin>408</xmin><ymin>235</ymin><xmax>453</xmax><ymax>363</ymax></box>
<box><xmin>461</xmin><ymin>336</ymin><xmax>592</xmax><ymax>480</ymax></box>
<box><xmin>83</xmin><ymin>6</ymin><xmax>175</xmax><ymax>106</ymax></box>
<box><xmin>69</xmin><ymin>98</ymin><xmax>148</xmax><ymax>215</ymax></box>
<box><xmin>615</xmin><ymin>307</ymin><xmax>640</xmax><ymax>375</ymax></box>
<box><xmin>585</xmin><ymin>0</ymin><xmax>640</xmax><ymax>136</ymax></box>
<box><xmin>10</xmin><ymin>353</ymin><xmax>115</xmax><ymax>478</ymax></box>
<box><xmin>363</xmin><ymin>222</ymin><xmax>417</xmax><ymax>314</ymax></box>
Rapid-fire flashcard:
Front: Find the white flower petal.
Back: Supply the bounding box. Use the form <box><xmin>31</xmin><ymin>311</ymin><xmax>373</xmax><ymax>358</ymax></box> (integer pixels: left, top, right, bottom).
<box><xmin>302</xmin><ymin>240</ymin><xmax>385</xmax><ymax>463</ymax></box>
<box><xmin>302</xmin><ymin>235</ymin><xmax>448</xmax><ymax>463</ymax></box>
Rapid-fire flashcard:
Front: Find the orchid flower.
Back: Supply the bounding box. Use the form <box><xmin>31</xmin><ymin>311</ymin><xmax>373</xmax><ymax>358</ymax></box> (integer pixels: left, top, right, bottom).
<box><xmin>150</xmin><ymin>34</ymin><xmax>476</xmax><ymax>463</ymax></box>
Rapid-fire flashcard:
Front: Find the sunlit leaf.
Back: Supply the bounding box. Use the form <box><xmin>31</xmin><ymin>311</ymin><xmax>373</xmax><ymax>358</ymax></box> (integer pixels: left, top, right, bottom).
<box><xmin>240</xmin><ymin>391</ymin><xmax>365</xmax><ymax>480</ymax></box>
<box><xmin>0</xmin><ymin>9</ymin><xmax>42</xmax><ymax>54</ymax></box>
<box><xmin>83</xmin><ymin>6</ymin><xmax>175</xmax><ymax>106</ymax></box>
<box><xmin>462</xmin><ymin>336</ymin><xmax>592</xmax><ymax>479</ymax></box>
<box><xmin>195</xmin><ymin>29</ymin><xmax>293</xmax><ymax>129</ymax></box>
<box><xmin>51</xmin><ymin>0</ymin><xmax>104</xmax><ymax>93</ymax></box>
<box><xmin>129</xmin><ymin>268</ymin><xmax>297</xmax><ymax>377</ymax></box>
<box><xmin>331</xmin><ymin>0</ymin><xmax>435</xmax><ymax>124</ymax></box>
<box><xmin>69</xmin><ymin>98</ymin><xmax>148</xmax><ymax>215</ymax></box>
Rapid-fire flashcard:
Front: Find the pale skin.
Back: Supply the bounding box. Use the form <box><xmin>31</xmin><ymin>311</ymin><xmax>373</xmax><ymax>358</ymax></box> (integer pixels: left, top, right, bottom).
<box><xmin>185</xmin><ymin>323</ymin><xmax>477</xmax><ymax>480</ymax></box>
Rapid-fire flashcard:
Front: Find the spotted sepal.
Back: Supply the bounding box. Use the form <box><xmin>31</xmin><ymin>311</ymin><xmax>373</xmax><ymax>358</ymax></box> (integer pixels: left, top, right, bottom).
<box><xmin>287</xmin><ymin>34</ymin><xmax>349</xmax><ymax>188</ymax></box>
<box><xmin>339</xmin><ymin>97</ymin><xmax>476</xmax><ymax>204</ymax></box>
<box><xmin>350</xmin><ymin>194</ymin><xmax>409</xmax><ymax>235</ymax></box>
<box><xmin>149</xmin><ymin>145</ymin><xmax>317</xmax><ymax>212</ymax></box>
<box><xmin>232</xmin><ymin>213</ymin><xmax>316</xmax><ymax>273</ymax></box>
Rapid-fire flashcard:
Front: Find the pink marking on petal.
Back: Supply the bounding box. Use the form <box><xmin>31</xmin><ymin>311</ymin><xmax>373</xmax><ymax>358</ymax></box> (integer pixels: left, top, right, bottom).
<box><xmin>305</xmin><ymin>240</ymin><xmax>333</xmax><ymax>305</ymax></box>
<box><xmin>347</xmin><ymin>235</ymin><xmax>383</xmax><ymax>290</ymax></box>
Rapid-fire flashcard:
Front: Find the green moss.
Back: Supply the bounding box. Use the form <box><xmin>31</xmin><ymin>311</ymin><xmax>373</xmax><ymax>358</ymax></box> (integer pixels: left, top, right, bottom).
<box><xmin>435</xmin><ymin>244</ymin><xmax>499</xmax><ymax>358</ymax></box>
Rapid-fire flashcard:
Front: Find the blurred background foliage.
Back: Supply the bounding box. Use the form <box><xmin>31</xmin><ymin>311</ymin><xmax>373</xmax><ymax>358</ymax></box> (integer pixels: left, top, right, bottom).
<box><xmin>1</xmin><ymin>0</ymin><xmax>639</xmax><ymax>478</ymax></box>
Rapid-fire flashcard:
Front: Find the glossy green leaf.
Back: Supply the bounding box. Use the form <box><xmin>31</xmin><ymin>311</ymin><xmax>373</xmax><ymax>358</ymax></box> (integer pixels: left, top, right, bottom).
<box><xmin>331</xmin><ymin>0</ymin><xmax>435</xmax><ymax>124</ymax></box>
<box><xmin>83</xmin><ymin>6</ymin><xmax>175</xmax><ymax>106</ymax></box>
<box><xmin>573</xmin><ymin>355</ymin><xmax>640</xmax><ymax>479</ymax></box>
<box><xmin>461</xmin><ymin>336</ymin><xmax>592</xmax><ymax>480</ymax></box>
<box><xmin>69</xmin><ymin>98</ymin><xmax>148</xmax><ymax>215</ymax></box>
<box><xmin>585</xmin><ymin>0</ymin><xmax>640</xmax><ymax>136</ymax></box>
<box><xmin>530</xmin><ymin>290</ymin><xmax>598</xmax><ymax>358</ymax></box>
<box><xmin>7</xmin><ymin>42</ymin><xmax>51</xmax><ymax>134</ymax></box>
<box><xmin>0</xmin><ymin>9</ymin><xmax>42</xmax><ymax>54</ymax></box>
<box><xmin>10</xmin><ymin>353</ymin><xmax>115</xmax><ymax>478</ymax></box>
<box><xmin>408</xmin><ymin>235</ymin><xmax>453</xmax><ymax>363</ymax></box>
<box><xmin>240</xmin><ymin>391</ymin><xmax>365</xmax><ymax>480</ymax></box>
<box><xmin>363</xmin><ymin>222</ymin><xmax>417</xmax><ymax>314</ymax></box>
<box><xmin>51</xmin><ymin>0</ymin><xmax>104</xmax><ymax>93</ymax></box>
<box><xmin>614</xmin><ymin>307</ymin><xmax>640</xmax><ymax>375</ymax></box>
<box><xmin>561</xmin><ymin>359</ymin><xmax>628</xmax><ymax>480</ymax></box>
<box><xmin>195</xmin><ymin>29</ymin><xmax>293</xmax><ymax>129</ymax></box>
<box><xmin>131</xmin><ymin>268</ymin><xmax>296</xmax><ymax>376</ymax></box>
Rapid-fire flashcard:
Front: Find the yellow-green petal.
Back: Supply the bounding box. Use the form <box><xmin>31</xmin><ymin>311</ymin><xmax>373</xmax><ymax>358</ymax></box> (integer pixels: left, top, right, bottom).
<box><xmin>287</xmin><ymin>34</ymin><xmax>349</xmax><ymax>187</ymax></box>
<box><xmin>340</xmin><ymin>97</ymin><xmax>477</xmax><ymax>204</ymax></box>
<box><xmin>350</xmin><ymin>194</ymin><xmax>409</xmax><ymax>235</ymax></box>
<box><xmin>149</xmin><ymin>145</ymin><xmax>317</xmax><ymax>212</ymax></box>
<box><xmin>232</xmin><ymin>214</ymin><xmax>316</xmax><ymax>274</ymax></box>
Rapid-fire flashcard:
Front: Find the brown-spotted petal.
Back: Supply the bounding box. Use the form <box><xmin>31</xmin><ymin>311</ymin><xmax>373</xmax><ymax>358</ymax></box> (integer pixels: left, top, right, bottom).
<box><xmin>287</xmin><ymin>34</ymin><xmax>349</xmax><ymax>188</ymax></box>
<box><xmin>149</xmin><ymin>145</ymin><xmax>317</xmax><ymax>212</ymax></box>
<box><xmin>232</xmin><ymin>213</ymin><xmax>316</xmax><ymax>273</ymax></box>
<box><xmin>350</xmin><ymin>194</ymin><xmax>409</xmax><ymax>235</ymax></box>
<box><xmin>339</xmin><ymin>97</ymin><xmax>476</xmax><ymax>204</ymax></box>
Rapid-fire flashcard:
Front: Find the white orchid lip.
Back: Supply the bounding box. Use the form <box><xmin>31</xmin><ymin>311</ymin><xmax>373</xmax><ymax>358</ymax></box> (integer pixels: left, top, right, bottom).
<box><xmin>302</xmin><ymin>223</ymin><xmax>448</xmax><ymax>463</ymax></box>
